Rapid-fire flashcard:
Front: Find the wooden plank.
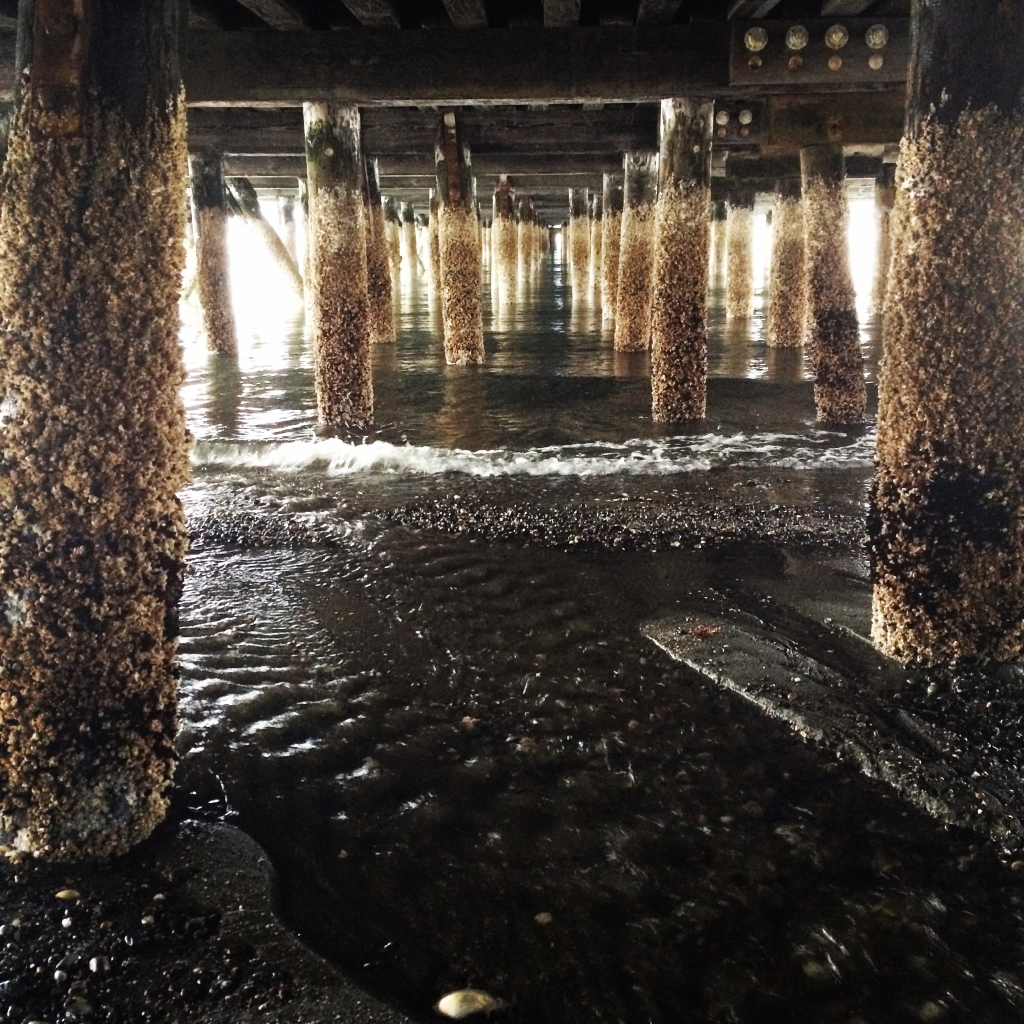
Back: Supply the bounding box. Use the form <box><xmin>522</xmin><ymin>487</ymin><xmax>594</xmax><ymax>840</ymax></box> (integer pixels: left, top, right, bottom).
<box><xmin>543</xmin><ymin>0</ymin><xmax>580</xmax><ymax>27</ymax></box>
<box><xmin>341</xmin><ymin>0</ymin><xmax>400</xmax><ymax>28</ymax></box>
<box><xmin>187</xmin><ymin>104</ymin><xmax>660</xmax><ymax>156</ymax></box>
<box><xmin>821</xmin><ymin>1</ymin><xmax>876</xmax><ymax>15</ymax></box>
<box><xmin>635</xmin><ymin>0</ymin><xmax>684</xmax><ymax>25</ymax></box>
<box><xmin>184</xmin><ymin>25</ymin><xmax>730</xmax><ymax>105</ymax></box>
<box><xmin>727</xmin><ymin>0</ymin><xmax>783</xmax><ymax>16</ymax></box>
<box><xmin>440</xmin><ymin>0</ymin><xmax>489</xmax><ymax>28</ymax></box>
<box><xmin>762</xmin><ymin>91</ymin><xmax>905</xmax><ymax>148</ymax></box>
<box><xmin>234</xmin><ymin>0</ymin><xmax>308</xmax><ymax>30</ymax></box>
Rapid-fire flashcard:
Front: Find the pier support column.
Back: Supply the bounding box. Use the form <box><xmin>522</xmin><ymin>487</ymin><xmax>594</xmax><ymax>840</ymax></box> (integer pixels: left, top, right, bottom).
<box><xmin>869</xmin><ymin>0</ymin><xmax>1024</xmax><ymax>664</ymax></box>
<box><xmin>601</xmin><ymin>174</ymin><xmax>623</xmax><ymax>321</ymax></box>
<box><xmin>190</xmin><ymin>156</ymin><xmax>238</xmax><ymax>355</ymax></box>
<box><xmin>228</xmin><ymin>177</ymin><xmax>304</xmax><ymax>298</ymax></box>
<box><xmin>614</xmin><ymin>153</ymin><xmax>658</xmax><ymax>352</ymax></box>
<box><xmin>383</xmin><ymin>196</ymin><xmax>402</xmax><ymax>282</ymax></box>
<box><xmin>765</xmin><ymin>181</ymin><xmax>806</xmax><ymax>349</ymax></box>
<box><xmin>589</xmin><ymin>192</ymin><xmax>603</xmax><ymax>295</ymax></box>
<box><xmin>568</xmin><ymin>187</ymin><xmax>590</xmax><ymax>298</ymax></box>
<box><xmin>363</xmin><ymin>157</ymin><xmax>395</xmax><ymax>345</ymax></box>
<box><xmin>801</xmin><ymin>145</ymin><xmax>865</xmax><ymax>424</ymax></box>
<box><xmin>435</xmin><ymin>112</ymin><xmax>484</xmax><ymax>364</ymax></box>
<box><xmin>303</xmin><ymin>102</ymin><xmax>373</xmax><ymax>427</ymax></box>
<box><xmin>400</xmin><ymin>202</ymin><xmax>418</xmax><ymax>271</ymax></box>
<box><xmin>493</xmin><ymin>175</ymin><xmax>517</xmax><ymax>302</ymax></box>
<box><xmin>725</xmin><ymin>192</ymin><xmax>754</xmax><ymax>319</ymax></box>
<box><xmin>0</xmin><ymin>0</ymin><xmax>189</xmax><ymax>860</ymax></box>
<box><xmin>873</xmin><ymin>161</ymin><xmax>897</xmax><ymax>314</ymax></box>
<box><xmin>517</xmin><ymin>196</ymin><xmax>535</xmax><ymax>280</ymax></box>
<box><xmin>279</xmin><ymin>195</ymin><xmax>298</xmax><ymax>262</ymax></box>
<box><xmin>711</xmin><ymin>200</ymin><xmax>728</xmax><ymax>285</ymax></box>
<box><xmin>650</xmin><ymin>98</ymin><xmax>714</xmax><ymax>422</ymax></box>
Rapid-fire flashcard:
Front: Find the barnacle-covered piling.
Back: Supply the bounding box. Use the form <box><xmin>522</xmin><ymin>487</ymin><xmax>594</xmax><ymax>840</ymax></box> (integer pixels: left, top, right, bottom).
<box><xmin>190</xmin><ymin>156</ymin><xmax>237</xmax><ymax>355</ymax></box>
<box><xmin>711</xmin><ymin>201</ymin><xmax>727</xmax><ymax>286</ymax></box>
<box><xmin>765</xmin><ymin>184</ymin><xmax>806</xmax><ymax>349</ymax></box>
<box><xmin>493</xmin><ymin>175</ymin><xmax>517</xmax><ymax>303</ymax></box>
<box><xmin>363</xmin><ymin>157</ymin><xmax>395</xmax><ymax>345</ymax></box>
<box><xmin>517</xmin><ymin>196</ymin><xmax>535</xmax><ymax>281</ymax></box>
<box><xmin>279</xmin><ymin>195</ymin><xmax>297</xmax><ymax>262</ymax></box>
<box><xmin>869</xmin><ymin>0</ymin><xmax>1024</xmax><ymax>665</ymax></box>
<box><xmin>228</xmin><ymin>176</ymin><xmax>304</xmax><ymax>298</ymax></box>
<box><xmin>0</xmin><ymin>0</ymin><xmax>190</xmax><ymax>861</ymax></box>
<box><xmin>725</xmin><ymin>194</ymin><xmax>754</xmax><ymax>319</ymax></box>
<box><xmin>383</xmin><ymin>197</ymin><xmax>402</xmax><ymax>282</ymax></box>
<box><xmin>400</xmin><ymin>202</ymin><xmax>419</xmax><ymax>272</ymax></box>
<box><xmin>568</xmin><ymin>187</ymin><xmax>590</xmax><ymax>298</ymax></box>
<box><xmin>428</xmin><ymin>188</ymin><xmax>441</xmax><ymax>294</ymax></box>
<box><xmin>801</xmin><ymin>145</ymin><xmax>865</xmax><ymax>424</ymax></box>
<box><xmin>873</xmin><ymin>161</ymin><xmax>897</xmax><ymax>314</ymax></box>
<box><xmin>601</xmin><ymin>174</ymin><xmax>623</xmax><ymax>321</ymax></box>
<box><xmin>436</xmin><ymin>112</ymin><xmax>484</xmax><ymax>364</ymax></box>
<box><xmin>650</xmin><ymin>98</ymin><xmax>714</xmax><ymax>422</ymax></box>
<box><xmin>589</xmin><ymin>192</ymin><xmax>603</xmax><ymax>296</ymax></box>
<box><xmin>303</xmin><ymin>102</ymin><xmax>373</xmax><ymax>427</ymax></box>
<box><xmin>614</xmin><ymin>153</ymin><xmax>658</xmax><ymax>352</ymax></box>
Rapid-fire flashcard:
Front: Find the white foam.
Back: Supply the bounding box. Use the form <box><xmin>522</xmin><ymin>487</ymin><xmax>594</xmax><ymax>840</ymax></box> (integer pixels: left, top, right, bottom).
<box><xmin>192</xmin><ymin>430</ymin><xmax>876</xmax><ymax>480</ymax></box>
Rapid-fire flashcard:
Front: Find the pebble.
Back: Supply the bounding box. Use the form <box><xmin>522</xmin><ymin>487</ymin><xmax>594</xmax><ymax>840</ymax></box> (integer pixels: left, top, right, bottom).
<box><xmin>53</xmin><ymin>969</ymin><xmax>67</xmax><ymax>983</ymax></box>
<box><xmin>61</xmin><ymin>917</ymin><xmax>72</xmax><ymax>929</ymax></box>
<box><xmin>918</xmin><ymin>1001</ymin><xmax>948</xmax><ymax>1022</ymax></box>
<box><xmin>1010</xmin><ymin>860</ymin><xmax>1024</xmax><ymax>872</ymax></box>
<box><xmin>89</xmin><ymin>956</ymin><xmax>110</xmax><ymax>973</ymax></box>
<box><xmin>141</xmin><ymin>914</ymin><xmax>155</xmax><ymax>925</ymax></box>
<box><xmin>435</xmin><ymin>989</ymin><xmax>507</xmax><ymax>1018</ymax></box>
<box><xmin>55</xmin><ymin>890</ymin><xmax>80</xmax><ymax>901</ymax></box>
<box><xmin>534</xmin><ymin>912</ymin><xmax>553</xmax><ymax>925</ymax></box>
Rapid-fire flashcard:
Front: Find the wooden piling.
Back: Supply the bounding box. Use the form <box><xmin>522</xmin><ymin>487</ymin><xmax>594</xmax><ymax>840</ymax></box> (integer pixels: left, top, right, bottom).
<box><xmin>711</xmin><ymin>200</ymin><xmax>727</xmax><ymax>285</ymax></box>
<box><xmin>363</xmin><ymin>156</ymin><xmax>395</xmax><ymax>345</ymax></box>
<box><xmin>0</xmin><ymin>0</ymin><xmax>190</xmax><ymax>860</ymax></box>
<box><xmin>650</xmin><ymin>98</ymin><xmax>714</xmax><ymax>422</ymax></box>
<box><xmin>435</xmin><ymin>111</ymin><xmax>485</xmax><ymax>364</ymax></box>
<box><xmin>428</xmin><ymin>188</ymin><xmax>442</xmax><ymax>293</ymax></box>
<box><xmin>869</xmin><ymin>0</ymin><xmax>1024</xmax><ymax>664</ymax></box>
<box><xmin>228</xmin><ymin>176</ymin><xmax>304</xmax><ymax>298</ymax></box>
<box><xmin>400</xmin><ymin>201</ymin><xmax>418</xmax><ymax>271</ymax></box>
<box><xmin>383</xmin><ymin>196</ymin><xmax>402</xmax><ymax>282</ymax></box>
<box><xmin>589</xmin><ymin>192</ymin><xmax>603</xmax><ymax>295</ymax></box>
<box><xmin>518</xmin><ymin>195</ymin><xmax>535</xmax><ymax>280</ymax></box>
<box><xmin>190</xmin><ymin>156</ymin><xmax>238</xmax><ymax>355</ymax></box>
<box><xmin>279</xmin><ymin>195</ymin><xmax>297</xmax><ymax>261</ymax></box>
<box><xmin>601</xmin><ymin>173</ymin><xmax>623</xmax><ymax>321</ymax></box>
<box><xmin>493</xmin><ymin>175</ymin><xmax>517</xmax><ymax>302</ymax></box>
<box><xmin>614</xmin><ymin>153</ymin><xmax>658</xmax><ymax>351</ymax></box>
<box><xmin>568</xmin><ymin>187</ymin><xmax>590</xmax><ymax>297</ymax></box>
<box><xmin>801</xmin><ymin>145</ymin><xmax>865</xmax><ymax>424</ymax></box>
<box><xmin>303</xmin><ymin>102</ymin><xmax>373</xmax><ymax>427</ymax></box>
<box><xmin>725</xmin><ymin>193</ymin><xmax>754</xmax><ymax>319</ymax></box>
<box><xmin>765</xmin><ymin>182</ymin><xmax>806</xmax><ymax>349</ymax></box>
<box><xmin>873</xmin><ymin>161</ymin><xmax>897</xmax><ymax>314</ymax></box>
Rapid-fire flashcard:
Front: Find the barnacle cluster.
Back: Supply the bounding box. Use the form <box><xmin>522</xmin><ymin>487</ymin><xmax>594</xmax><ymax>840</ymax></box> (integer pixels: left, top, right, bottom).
<box><xmin>766</xmin><ymin>196</ymin><xmax>806</xmax><ymax>349</ymax></box>
<box><xmin>438</xmin><ymin>206</ymin><xmax>485</xmax><ymax>365</ymax></box>
<box><xmin>614</xmin><ymin>203</ymin><xmax>656</xmax><ymax>352</ymax></box>
<box><xmin>725</xmin><ymin>205</ymin><xmax>754</xmax><ymax>320</ymax></box>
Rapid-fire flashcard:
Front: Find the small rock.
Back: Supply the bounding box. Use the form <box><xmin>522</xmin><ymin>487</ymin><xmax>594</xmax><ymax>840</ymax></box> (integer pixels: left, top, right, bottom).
<box><xmin>459</xmin><ymin>716</ymin><xmax>480</xmax><ymax>732</ymax></box>
<box><xmin>61</xmin><ymin>917</ymin><xmax>72</xmax><ymax>929</ymax></box>
<box><xmin>141</xmin><ymin>914</ymin><xmax>155</xmax><ymax>925</ymax></box>
<box><xmin>55</xmin><ymin>890</ymin><xmax>80</xmax><ymax>901</ymax></box>
<box><xmin>67</xmin><ymin>995</ymin><xmax>92</xmax><ymax>1019</ymax></box>
<box><xmin>152</xmin><ymin>893</ymin><xmax>165</xmax><ymax>902</ymax></box>
<box><xmin>435</xmin><ymin>989</ymin><xmax>507</xmax><ymax>1018</ymax></box>
<box><xmin>88</xmin><ymin>956</ymin><xmax>110</xmax><ymax>973</ymax></box>
<box><xmin>918</xmin><ymin>1001</ymin><xmax>948</xmax><ymax>1023</ymax></box>
<box><xmin>534</xmin><ymin>912</ymin><xmax>553</xmax><ymax>925</ymax></box>
<box><xmin>1010</xmin><ymin>860</ymin><xmax>1024</xmax><ymax>872</ymax></box>
<box><xmin>53</xmin><ymin>969</ymin><xmax>67</xmax><ymax>984</ymax></box>
<box><xmin>801</xmin><ymin>960</ymin><xmax>829</xmax><ymax>981</ymax></box>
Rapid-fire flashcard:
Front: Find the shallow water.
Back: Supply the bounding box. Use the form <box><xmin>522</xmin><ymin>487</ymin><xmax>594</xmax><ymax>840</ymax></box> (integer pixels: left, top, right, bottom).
<box><xmin>175</xmin><ymin>240</ymin><xmax>1024</xmax><ymax>1023</ymax></box>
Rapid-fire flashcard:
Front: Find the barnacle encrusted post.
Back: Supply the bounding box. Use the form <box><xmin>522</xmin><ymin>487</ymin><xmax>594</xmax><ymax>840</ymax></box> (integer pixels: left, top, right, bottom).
<box><xmin>765</xmin><ymin>181</ymin><xmax>806</xmax><ymax>349</ymax></box>
<box><xmin>600</xmin><ymin>173</ymin><xmax>623</xmax><ymax>321</ymax></box>
<box><xmin>428</xmin><ymin>187</ymin><xmax>441</xmax><ymax>295</ymax></box>
<box><xmin>614</xmin><ymin>152</ymin><xmax>658</xmax><ymax>352</ymax></box>
<box><xmin>869</xmin><ymin>0</ymin><xmax>1024</xmax><ymax>665</ymax></box>
<box><xmin>363</xmin><ymin>157</ymin><xmax>395</xmax><ymax>344</ymax></box>
<box><xmin>873</xmin><ymin>161</ymin><xmax>897</xmax><ymax>314</ymax></box>
<box><xmin>400</xmin><ymin>201</ymin><xmax>418</xmax><ymax>272</ymax></box>
<box><xmin>517</xmin><ymin>195</ymin><xmax>535</xmax><ymax>281</ymax></box>
<box><xmin>650</xmin><ymin>98</ymin><xmax>714</xmax><ymax>423</ymax></box>
<box><xmin>189</xmin><ymin>155</ymin><xmax>238</xmax><ymax>355</ymax></box>
<box><xmin>0</xmin><ymin>0</ymin><xmax>189</xmax><ymax>861</ymax></box>
<box><xmin>567</xmin><ymin>187</ymin><xmax>590</xmax><ymax>299</ymax></box>
<box><xmin>493</xmin><ymin>175</ymin><xmax>517</xmax><ymax>304</ymax></box>
<box><xmin>711</xmin><ymin>200</ymin><xmax>727</xmax><ymax>286</ymax></box>
<box><xmin>435</xmin><ymin>112</ymin><xmax>484</xmax><ymax>364</ymax></box>
<box><xmin>801</xmin><ymin>145</ymin><xmax>865</xmax><ymax>424</ymax></box>
<box><xmin>725</xmin><ymin>192</ymin><xmax>754</xmax><ymax>319</ymax></box>
<box><xmin>383</xmin><ymin>196</ymin><xmax>402</xmax><ymax>283</ymax></box>
<box><xmin>588</xmin><ymin>191</ymin><xmax>603</xmax><ymax>296</ymax></box>
<box><xmin>279</xmin><ymin>195</ymin><xmax>298</xmax><ymax>262</ymax></box>
<box><xmin>302</xmin><ymin>102</ymin><xmax>373</xmax><ymax>427</ymax></box>
<box><xmin>227</xmin><ymin>176</ymin><xmax>304</xmax><ymax>298</ymax></box>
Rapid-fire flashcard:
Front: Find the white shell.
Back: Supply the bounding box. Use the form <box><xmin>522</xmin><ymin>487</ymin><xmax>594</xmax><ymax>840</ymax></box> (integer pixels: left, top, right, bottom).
<box><xmin>435</xmin><ymin>989</ymin><xmax>505</xmax><ymax>1018</ymax></box>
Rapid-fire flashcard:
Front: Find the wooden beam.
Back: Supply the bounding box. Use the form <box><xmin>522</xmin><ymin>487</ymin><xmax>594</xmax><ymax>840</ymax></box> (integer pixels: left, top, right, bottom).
<box><xmin>184</xmin><ymin>25</ymin><xmax>731</xmax><ymax>105</ymax></box>
<box><xmin>762</xmin><ymin>91</ymin><xmax>905</xmax><ymax>148</ymax></box>
<box><xmin>440</xmin><ymin>0</ymin><xmax>489</xmax><ymax>28</ymax></box>
<box><xmin>234</xmin><ymin>0</ymin><xmax>309</xmax><ymax>30</ymax></box>
<box><xmin>543</xmin><ymin>0</ymin><xmax>580</xmax><ymax>28</ymax></box>
<box><xmin>341</xmin><ymin>0</ymin><xmax>400</xmax><ymax>28</ymax></box>
<box><xmin>821</xmin><ymin>0</ymin><xmax>875</xmax><ymax>14</ymax></box>
<box><xmin>635</xmin><ymin>0</ymin><xmax>684</xmax><ymax>25</ymax></box>
<box><xmin>727</xmin><ymin>0</ymin><xmax>783</xmax><ymax>16</ymax></box>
